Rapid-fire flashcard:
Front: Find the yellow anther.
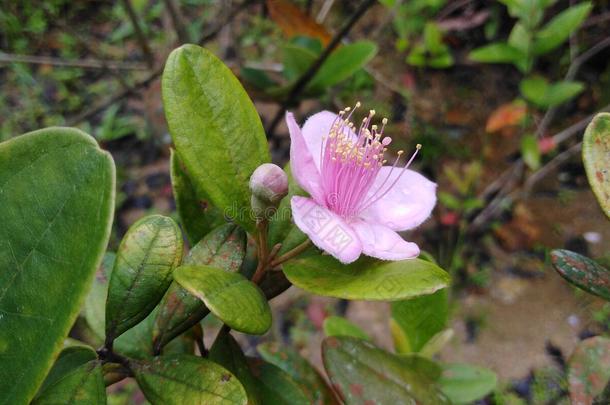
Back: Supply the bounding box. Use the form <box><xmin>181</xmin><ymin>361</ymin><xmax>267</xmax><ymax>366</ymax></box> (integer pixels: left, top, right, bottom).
<box><xmin>397</xmin><ymin>150</ymin><xmax>404</xmax><ymax>155</ymax></box>
<box><xmin>382</xmin><ymin>118</ymin><xmax>388</xmax><ymax>125</ymax></box>
<box><xmin>416</xmin><ymin>144</ymin><xmax>422</xmax><ymax>150</ymax></box>
<box><xmin>355</xmin><ymin>101</ymin><xmax>362</xmax><ymax>108</ymax></box>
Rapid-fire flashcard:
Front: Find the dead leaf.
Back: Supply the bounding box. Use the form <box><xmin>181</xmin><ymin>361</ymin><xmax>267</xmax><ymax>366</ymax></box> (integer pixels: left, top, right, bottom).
<box><xmin>266</xmin><ymin>0</ymin><xmax>331</xmax><ymax>45</ymax></box>
<box><xmin>486</xmin><ymin>101</ymin><xmax>527</xmax><ymax>134</ymax></box>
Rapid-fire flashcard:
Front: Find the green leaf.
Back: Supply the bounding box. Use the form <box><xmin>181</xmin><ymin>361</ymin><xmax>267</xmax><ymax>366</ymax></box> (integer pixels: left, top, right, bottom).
<box><xmin>170</xmin><ymin>149</ymin><xmax>225</xmax><ymax>245</ymax></box>
<box><xmin>391</xmin><ymin>289</ymin><xmax>449</xmax><ymax>353</ymax></box>
<box><xmin>533</xmin><ymin>2</ymin><xmax>592</xmax><ymax>55</ymax></box>
<box><xmin>507</xmin><ymin>23</ymin><xmax>531</xmax><ymax>54</ymax></box>
<box><xmin>322</xmin><ymin>337</ymin><xmax>449</xmax><ymax>404</ymax></box>
<box><xmin>133</xmin><ymin>355</ymin><xmax>247</xmax><ymax>405</ymax></box>
<box><xmin>438</xmin><ymin>363</ymin><xmax>497</xmax><ymax>404</ymax></box>
<box><xmin>163</xmin><ymin>44</ymin><xmax>270</xmax><ymax>233</ymax></box>
<box><xmin>84</xmin><ymin>252</ymin><xmax>115</xmax><ymax>341</ymax></box>
<box><xmin>105</xmin><ymin>215</ymin><xmax>183</xmax><ymax>341</ymax></box>
<box><xmin>32</xmin><ymin>361</ymin><xmax>106</xmax><ymax>405</ymax></box>
<box><xmin>282</xmin><ymin>44</ymin><xmax>317</xmax><ymax>82</ymax></box>
<box><xmin>521</xmin><ymin>134</ymin><xmax>541</xmax><ymax>170</ymax></box>
<box><xmin>423</xmin><ymin>22</ymin><xmax>445</xmax><ymax>55</ymax></box>
<box><xmin>323</xmin><ymin>316</ymin><xmax>371</xmax><ymax>341</ymax></box>
<box><xmin>0</xmin><ymin>127</ymin><xmax>115</xmax><ymax>405</ymax></box>
<box><xmin>38</xmin><ymin>346</ymin><xmax>98</xmax><ymax>394</ymax></box>
<box><xmin>568</xmin><ymin>336</ymin><xmax>610</xmax><ymax>404</ymax></box>
<box><xmin>520</xmin><ymin>77</ymin><xmax>584</xmax><ymax>108</ymax></box>
<box><xmin>240</xmin><ymin>67</ymin><xmax>279</xmax><ymax>90</ymax></box>
<box><xmin>469</xmin><ymin>43</ymin><xmax>524</xmax><ymax>66</ymax></box>
<box><xmin>210</xmin><ymin>332</ymin><xmax>262</xmax><ymax>405</ymax></box>
<box><xmin>173</xmin><ymin>265</ymin><xmax>271</xmax><ymax>334</ymax></box>
<box><xmin>419</xmin><ymin>329</ymin><xmax>454</xmax><ymax>358</ymax></box>
<box><xmin>307</xmin><ymin>41</ymin><xmax>378</xmax><ymax>93</ymax></box>
<box><xmin>582</xmin><ymin>112</ymin><xmax>610</xmax><ymax>218</ymax></box>
<box><xmin>153</xmin><ymin>224</ymin><xmax>247</xmax><ymax>350</ymax></box>
<box><xmin>551</xmin><ymin>249</ymin><xmax>610</xmax><ymax>301</ymax></box>
<box><xmin>282</xmin><ymin>252</ymin><xmax>450</xmax><ymax>300</ymax></box>
<box><xmin>247</xmin><ymin>358</ymin><xmax>310</xmax><ymax>405</ymax></box>
<box><xmin>258</xmin><ymin>342</ymin><xmax>338</xmax><ymax>404</ymax></box>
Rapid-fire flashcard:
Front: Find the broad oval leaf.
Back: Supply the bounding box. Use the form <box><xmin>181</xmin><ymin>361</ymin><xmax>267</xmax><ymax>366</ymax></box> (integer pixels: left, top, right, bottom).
<box><xmin>568</xmin><ymin>336</ymin><xmax>610</xmax><ymax>404</ymax></box>
<box><xmin>391</xmin><ymin>288</ymin><xmax>449</xmax><ymax>353</ymax></box>
<box><xmin>322</xmin><ymin>336</ymin><xmax>450</xmax><ymax>404</ymax></box>
<box><xmin>133</xmin><ymin>354</ymin><xmax>247</xmax><ymax>405</ymax></box>
<box><xmin>173</xmin><ymin>265</ymin><xmax>271</xmax><ymax>334</ymax></box>
<box><xmin>105</xmin><ymin>215</ymin><xmax>183</xmax><ymax>341</ymax></box>
<box><xmin>282</xmin><ymin>253</ymin><xmax>450</xmax><ymax>300</ymax></box>
<box><xmin>247</xmin><ymin>357</ymin><xmax>310</xmax><ymax>405</ymax></box>
<box><xmin>38</xmin><ymin>346</ymin><xmax>98</xmax><ymax>394</ymax></box>
<box><xmin>162</xmin><ymin>44</ymin><xmax>270</xmax><ymax>233</ymax></box>
<box><xmin>0</xmin><ymin>127</ymin><xmax>115</xmax><ymax>405</ymax></box>
<box><xmin>32</xmin><ymin>361</ymin><xmax>106</xmax><ymax>405</ymax></box>
<box><xmin>323</xmin><ymin>316</ymin><xmax>371</xmax><ymax>341</ymax></box>
<box><xmin>210</xmin><ymin>331</ymin><xmax>262</xmax><ymax>405</ymax></box>
<box><xmin>153</xmin><ymin>224</ymin><xmax>246</xmax><ymax>350</ymax></box>
<box><xmin>438</xmin><ymin>363</ymin><xmax>497</xmax><ymax>404</ymax></box>
<box><xmin>583</xmin><ymin>112</ymin><xmax>610</xmax><ymax>218</ymax></box>
<box><xmin>170</xmin><ymin>149</ymin><xmax>225</xmax><ymax>245</ymax></box>
<box><xmin>258</xmin><ymin>342</ymin><xmax>338</xmax><ymax>404</ymax></box>
<box><xmin>551</xmin><ymin>249</ymin><xmax>610</xmax><ymax>301</ymax></box>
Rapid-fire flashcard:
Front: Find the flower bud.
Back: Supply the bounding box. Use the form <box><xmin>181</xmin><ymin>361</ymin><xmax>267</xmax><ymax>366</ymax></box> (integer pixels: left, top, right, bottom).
<box><xmin>249</xmin><ymin>163</ymin><xmax>288</xmax><ymax>205</ymax></box>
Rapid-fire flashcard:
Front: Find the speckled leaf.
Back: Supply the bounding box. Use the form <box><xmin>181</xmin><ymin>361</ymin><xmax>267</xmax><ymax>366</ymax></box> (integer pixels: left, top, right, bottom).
<box><xmin>38</xmin><ymin>346</ymin><xmax>98</xmax><ymax>394</ymax></box>
<box><xmin>209</xmin><ymin>331</ymin><xmax>261</xmax><ymax>405</ymax></box>
<box><xmin>170</xmin><ymin>149</ymin><xmax>225</xmax><ymax>245</ymax></box>
<box><xmin>283</xmin><ymin>252</ymin><xmax>450</xmax><ymax>300</ymax></box>
<box><xmin>0</xmin><ymin>127</ymin><xmax>114</xmax><ymax>405</ymax></box>
<box><xmin>391</xmin><ymin>289</ymin><xmax>449</xmax><ymax>353</ymax></box>
<box><xmin>551</xmin><ymin>249</ymin><xmax>610</xmax><ymax>301</ymax></box>
<box><xmin>173</xmin><ymin>265</ymin><xmax>271</xmax><ymax>334</ymax></box>
<box><xmin>247</xmin><ymin>357</ymin><xmax>310</xmax><ymax>405</ymax></box>
<box><xmin>583</xmin><ymin>112</ymin><xmax>610</xmax><ymax>218</ymax></box>
<box><xmin>258</xmin><ymin>342</ymin><xmax>338</xmax><ymax>404</ymax></box>
<box><xmin>106</xmin><ymin>215</ymin><xmax>183</xmax><ymax>342</ymax></box>
<box><xmin>323</xmin><ymin>316</ymin><xmax>371</xmax><ymax>341</ymax></box>
<box><xmin>322</xmin><ymin>337</ymin><xmax>450</xmax><ymax>404</ymax></box>
<box><xmin>568</xmin><ymin>336</ymin><xmax>610</xmax><ymax>404</ymax></box>
<box><xmin>133</xmin><ymin>355</ymin><xmax>247</xmax><ymax>405</ymax></box>
<box><xmin>162</xmin><ymin>44</ymin><xmax>270</xmax><ymax>233</ymax></box>
<box><xmin>153</xmin><ymin>224</ymin><xmax>246</xmax><ymax>351</ymax></box>
<box><xmin>32</xmin><ymin>361</ymin><xmax>106</xmax><ymax>405</ymax></box>
<box><xmin>438</xmin><ymin>363</ymin><xmax>497</xmax><ymax>404</ymax></box>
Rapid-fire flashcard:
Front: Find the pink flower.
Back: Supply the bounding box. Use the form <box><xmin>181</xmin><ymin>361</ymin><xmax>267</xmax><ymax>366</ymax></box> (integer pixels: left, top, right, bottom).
<box><xmin>286</xmin><ymin>105</ymin><xmax>437</xmax><ymax>264</ymax></box>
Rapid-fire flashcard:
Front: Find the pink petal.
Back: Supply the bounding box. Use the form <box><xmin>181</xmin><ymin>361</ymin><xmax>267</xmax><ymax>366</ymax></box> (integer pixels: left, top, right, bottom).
<box><xmin>360</xmin><ymin>167</ymin><xmax>437</xmax><ymax>231</ymax></box>
<box><xmin>291</xmin><ymin>196</ymin><xmax>362</xmax><ymax>264</ymax></box>
<box><xmin>351</xmin><ymin>219</ymin><xmax>420</xmax><ymax>260</ymax></box>
<box><xmin>286</xmin><ymin>112</ymin><xmax>325</xmax><ymax>204</ymax></box>
<box><xmin>301</xmin><ymin>111</ymin><xmax>356</xmax><ymax>169</ymax></box>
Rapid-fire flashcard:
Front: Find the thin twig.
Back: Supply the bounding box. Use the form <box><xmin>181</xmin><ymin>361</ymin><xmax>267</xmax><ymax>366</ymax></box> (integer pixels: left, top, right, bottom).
<box><xmin>265</xmin><ymin>0</ymin><xmax>377</xmax><ymax>137</ymax></box>
<box><xmin>162</xmin><ymin>0</ymin><xmax>190</xmax><ymax>43</ymax></box>
<box><xmin>121</xmin><ymin>0</ymin><xmax>155</xmax><ymax>68</ymax></box>
<box><xmin>0</xmin><ymin>53</ymin><xmax>148</xmax><ymax>71</ymax></box>
<box><xmin>523</xmin><ymin>142</ymin><xmax>582</xmax><ymax>193</ymax></box>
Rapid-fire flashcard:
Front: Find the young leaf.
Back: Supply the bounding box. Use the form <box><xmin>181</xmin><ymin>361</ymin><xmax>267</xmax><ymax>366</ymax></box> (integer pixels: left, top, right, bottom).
<box><xmin>282</xmin><ymin>252</ymin><xmax>450</xmax><ymax>300</ymax></box>
<box><xmin>520</xmin><ymin>77</ymin><xmax>584</xmax><ymax>108</ymax></box>
<box><xmin>32</xmin><ymin>361</ymin><xmax>106</xmax><ymax>405</ymax></box>
<box><xmin>469</xmin><ymin>43</ymin><xmax>524</xmax><ymax>67</ymax></box>
<box><xmin>323</xmin><ymin>316</ymin><xmax>371</xmax><ymax>341</ymax></box>
<box><xmin>551</xmin><ymin>249</ymin><xmax>610</xmax><ymax>301</ymax></box>
<box><xmin>162</xmin><ymin>44</ymin><xmax>271</xmax><ymax>233</ymax></box>
<box><xmin>153</xmin><ymin>224</ymin><xmax>246</xmax><ymax>350</ymax></box>
<box><xmin>568</xmin><ymin>336</ymin><xmax>610</xmax><ymax>404</ymax></box>
<box><xmin>210</xmin><ymin>332</ymin><xmax>262</xmax><ymax>405</ymax></box>
<box><xmin>258</xmin><ymin>342</ymin><xmax>338</xmax><ymax>404</ymax></box>
<box><xmin>173</xmin><ymin>265</ymin><xmax>271</xmax><ymax>335</ymax></box>
<box><xmin>247</xmin><ymin>358</ymin><xmax>310</xmax><ymax>405</ymax></box>
<box><xmin>133</xmin><ymin>355</ymin><xmax>247</xmax><ymax>405</ymax></box>
<box><xmin>391</xmin><ymin>289</ymin><xmax>449</xmax><ymax>353</ymax></box>
<box><xmin>0</xmin><ymin>127</ymin><xmax>114</xmax><ymax>405</ymax></box>
<box><xmin>105</xmin><ymin>215</ymin><xmax>183</xmax><ymax>342</ymax></box>
<box><xmin>438</xmin><ymin>363</ymin><xmax>498</xmax><ymax>404</ymax></box>
<box><xmin>520</xmin><ymin>134</ymin><xmax>541</xmax><ymax>170</ymax></box>
<box><xmin>171</xmin><ymin>149</ymin><xmax>225</xmax><ymax>245</ymax></box>
<box><xmin>533</xmin><ymin>2</ymin><xmax>592</xmax><ymax>55</ymax></box>
<box><xmin>307</xmin><ymin>41</ymin><xmax>378</xmax><ymax>93</ymax></box>
<box><xmin>519</xmin><ymin>76</ymin><xmax>549</xmax><ymax>106</ymax></box>
<box><xmin>582</xmin><ymin>112</ymin><xmax>610</xmax><ymax>218</ymax></box>
<box><xmin>419</xmin><ymin>329</ymin><xmax>455</xmax><ymax>358</ymax></box>
<box><xmin>322</xmin><ymin>337</ymin><xmax>449</xmax><ymax>404</ymax></box>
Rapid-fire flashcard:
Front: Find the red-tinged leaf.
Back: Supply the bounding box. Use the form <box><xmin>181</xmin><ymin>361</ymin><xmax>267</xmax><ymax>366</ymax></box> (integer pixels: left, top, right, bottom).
<box><xmin>568</xmin><ymin>336</ymin><xmax>610</xmax><ymax>404</ymax></box>
<box><xmin>266</xmin><ymin>0</ymin><xmax>331</xmax><ymax>45</ymax></box>
<box><xmin>485</xmin><ymin>101</ymin><xmax>527</xmax><ymax>133</ymax></box>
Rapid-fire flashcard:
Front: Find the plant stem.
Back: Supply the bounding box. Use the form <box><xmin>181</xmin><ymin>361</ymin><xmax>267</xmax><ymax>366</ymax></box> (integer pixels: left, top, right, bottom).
<box><xmin>251</xmin><ymin>220</ymin><xmax>269</xmax><ymax>284</ymax></box>
<box><xmin>120</xmin><ymin>0</ymin><xmax>155</xmax><ymax>69</ymax></box>
<box><xmin>269</xmin><ymin>239</ymin><xmax>312</xmax><ymax>267</ymax></box>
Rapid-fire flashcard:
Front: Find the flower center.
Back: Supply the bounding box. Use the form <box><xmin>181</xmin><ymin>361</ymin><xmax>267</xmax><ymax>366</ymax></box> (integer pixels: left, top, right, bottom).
<box><xmin>319</xmin><ymin>103</ymin><xmax>420</xmax><ymax>218</ymax></box>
